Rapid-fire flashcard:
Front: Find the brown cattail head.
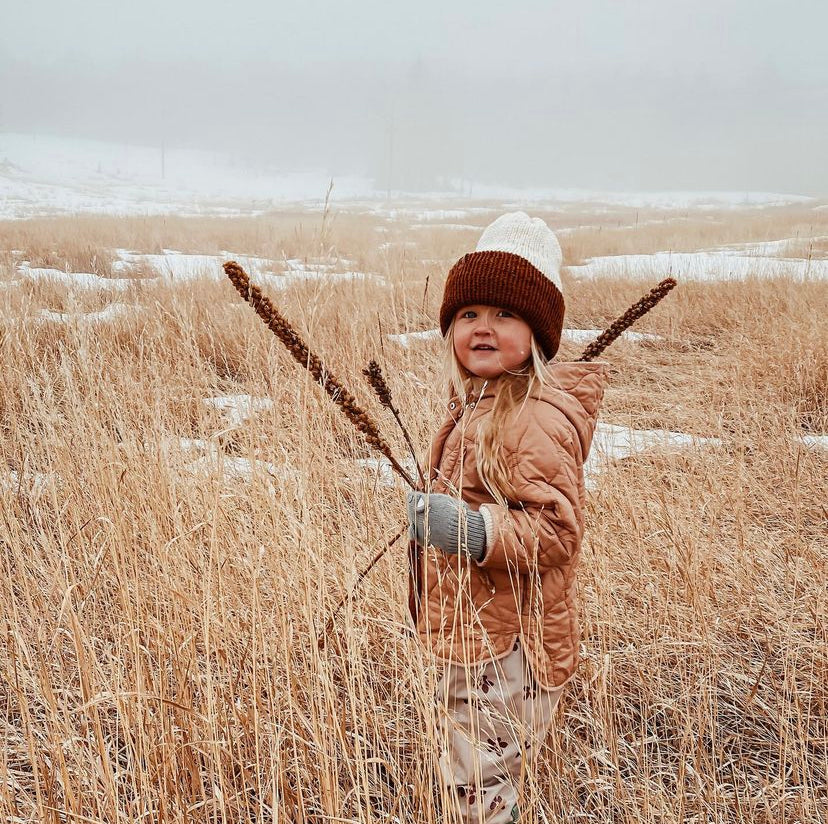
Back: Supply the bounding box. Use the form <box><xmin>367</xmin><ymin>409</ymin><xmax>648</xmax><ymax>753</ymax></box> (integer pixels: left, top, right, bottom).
<box><xmin>578</xmin><ymin>277</ymin><xmax>677</xmax><ymax>362</ymax></box>
<box><xmin>363</xmin><ymin>359</ymin><xmax>426</xmax><ymax>487</ymax></box>
<box><xmin>363</xmin><ymin>360</ymin><xmax>393</xmax><ymax>410</ymax></box>
<box><xmin>224</xmin><ymin>261</ymin><xmax>417</xmax><ymax>488</ymax></box>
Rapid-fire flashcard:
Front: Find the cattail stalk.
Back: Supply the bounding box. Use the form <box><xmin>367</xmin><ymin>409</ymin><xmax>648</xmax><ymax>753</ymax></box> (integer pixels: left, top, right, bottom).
<box><xmin>577</xmin><ymin>277</ymin><xmax>677</xmax><ymax>361</ymax></box>
<box><xmin>362</xmin><ymin>360</ymin><xmax>426</xmax><ymax>488</ymax></box>
<box><xmin>224</xmin><ymin>261</ymin><xmax>416</xmax><ymax>488</ymax></box>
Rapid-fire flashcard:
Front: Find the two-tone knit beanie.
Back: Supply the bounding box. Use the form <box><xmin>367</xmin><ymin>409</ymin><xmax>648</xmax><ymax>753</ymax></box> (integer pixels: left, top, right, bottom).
<box><xmin>440</xmin><ymin>211</ymin><xmax>565</xmax><ymax>359</ymax></box>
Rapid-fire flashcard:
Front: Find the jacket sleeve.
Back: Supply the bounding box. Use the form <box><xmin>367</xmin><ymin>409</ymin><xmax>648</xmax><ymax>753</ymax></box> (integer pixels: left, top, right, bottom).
<box><xmin>475</xmin><ymin>413</ymin><xmax>583</xmax><ymax>575</ymax></box>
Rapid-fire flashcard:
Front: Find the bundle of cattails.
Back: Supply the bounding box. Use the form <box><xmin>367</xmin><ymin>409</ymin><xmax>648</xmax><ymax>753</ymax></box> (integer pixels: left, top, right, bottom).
<box><xmin>224</xmin><ymin>261</ymin><xmax>416</xmax><ymax>489</ymax></box>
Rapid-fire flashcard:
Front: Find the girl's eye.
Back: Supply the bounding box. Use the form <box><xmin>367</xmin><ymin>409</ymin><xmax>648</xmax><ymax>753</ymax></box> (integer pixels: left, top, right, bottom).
<box><xmin>460</xmin><ymin>310</ymin><xmax>477</xmax><ymax>319</ymax></box>
<box><xmin>497</xmin><ymin>310</ymin><xmax>515</xmax><ymax>318</ymax></box>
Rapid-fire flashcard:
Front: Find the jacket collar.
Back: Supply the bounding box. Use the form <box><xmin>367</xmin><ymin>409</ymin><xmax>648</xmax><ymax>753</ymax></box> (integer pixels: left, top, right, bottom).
<box><xmin>433</xmin><ymin>361</ymin><xmax>609</xmax><ymax>476</ymax></box>
<box><xmin>451</xmin><ymin>361</ymin><xmax>609</xmax><ymax>418</ymax></box>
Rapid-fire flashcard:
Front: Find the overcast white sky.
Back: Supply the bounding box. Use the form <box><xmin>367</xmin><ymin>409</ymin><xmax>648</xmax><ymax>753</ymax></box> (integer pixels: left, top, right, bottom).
<box><xmin>2</xmin><ymin>0</ymin><xmax>827</xmax><ymax>193</ymax></box>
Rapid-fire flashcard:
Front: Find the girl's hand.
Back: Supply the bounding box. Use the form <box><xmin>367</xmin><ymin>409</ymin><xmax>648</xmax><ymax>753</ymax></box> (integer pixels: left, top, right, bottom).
<box><xmin>406</xmin><ymin>491</ymin><xmax>487</xmax><ymax>561</ymax></box>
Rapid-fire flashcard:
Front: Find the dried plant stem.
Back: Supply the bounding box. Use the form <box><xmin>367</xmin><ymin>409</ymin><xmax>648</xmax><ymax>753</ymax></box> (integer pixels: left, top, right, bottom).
<box><xmin>224</xmin><ymin>261</ymin><xmax>416</xmax><ymax>488</ymax></box>
<box><xmin>316</xmin><ymin>528</ymin><xmax>404</xmax><ymax>650</ymax></box>
<box><xmin>578</xmin><ymin>277</ymin><xmax>677</xmax><ymax>361</ymax></box>
<box><xmin>363</xmin><ymin>359</ymin><xmax>426</xmax><ymax>488</ymax></box>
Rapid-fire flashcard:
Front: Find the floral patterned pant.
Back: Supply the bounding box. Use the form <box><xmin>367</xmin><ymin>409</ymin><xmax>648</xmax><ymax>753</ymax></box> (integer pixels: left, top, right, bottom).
<box><xmin>435</xmin><ymin>642</ymin><xmax>563</xmax><ymax>824</ymax></box>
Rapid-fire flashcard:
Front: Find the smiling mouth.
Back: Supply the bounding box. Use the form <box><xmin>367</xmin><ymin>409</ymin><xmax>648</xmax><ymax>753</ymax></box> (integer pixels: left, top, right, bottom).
<box><xmin>472</xmin><ymin>345</ymin><xmax>497</xmax><ymax>351</ymax></box>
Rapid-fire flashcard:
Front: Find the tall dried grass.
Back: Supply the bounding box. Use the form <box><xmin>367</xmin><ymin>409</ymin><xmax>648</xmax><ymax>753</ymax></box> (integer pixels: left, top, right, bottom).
<box><xmin>0</xmin><ymin>206</ymin><xmax>825</xmax><ymax>823</ymax></box>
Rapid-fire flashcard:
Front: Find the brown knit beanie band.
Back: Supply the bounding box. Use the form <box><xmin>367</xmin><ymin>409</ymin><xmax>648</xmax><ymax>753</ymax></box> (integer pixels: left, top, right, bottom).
<box><xmin>440</xmin><ymin>251</ymin><xmax>565</xmax><ymax>359</ymax></box>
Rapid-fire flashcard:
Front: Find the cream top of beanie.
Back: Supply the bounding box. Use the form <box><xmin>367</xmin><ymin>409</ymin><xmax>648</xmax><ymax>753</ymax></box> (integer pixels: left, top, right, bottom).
<box><xmin>474</xmin><ymin>211</ymin><xmax>563</xmax><ymax>293</ymax></box>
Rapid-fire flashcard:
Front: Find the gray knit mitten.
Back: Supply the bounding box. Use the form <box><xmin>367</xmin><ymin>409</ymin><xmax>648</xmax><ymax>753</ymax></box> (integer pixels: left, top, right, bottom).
<box><xmin>406</xmin><ymin>491</ymin><xmax>487</xmax><ymax>561</ymax></box>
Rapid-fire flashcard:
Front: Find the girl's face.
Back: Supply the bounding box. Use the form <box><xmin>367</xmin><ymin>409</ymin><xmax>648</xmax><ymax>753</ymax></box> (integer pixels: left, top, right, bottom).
<box><xmin>453</xmin><ymin>304</ymin><xmax>533</xmax><ymax>379</ymax></box>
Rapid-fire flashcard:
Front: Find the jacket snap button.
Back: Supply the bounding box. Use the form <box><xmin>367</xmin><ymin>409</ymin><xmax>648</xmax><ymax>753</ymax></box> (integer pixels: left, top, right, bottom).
<box><xmin>449</xmin><ymin>402</ymin><xmax>456</xmax><ymax>410</ymax></box>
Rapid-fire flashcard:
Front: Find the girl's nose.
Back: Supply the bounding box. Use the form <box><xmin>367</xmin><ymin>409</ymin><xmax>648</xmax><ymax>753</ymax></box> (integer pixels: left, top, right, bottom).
<box><xmin>474</xmin><ymin>310</ymin><xmax>495</xmax><ymax>331</ymax></box>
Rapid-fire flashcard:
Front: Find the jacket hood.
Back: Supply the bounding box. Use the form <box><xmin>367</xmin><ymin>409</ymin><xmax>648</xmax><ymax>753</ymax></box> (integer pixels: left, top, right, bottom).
<box><xmin>543</xmin><ymin>361</ymin><xmax>609</xmax><ymax>420</ymax></box>
<box><xmin>538</xmin><ymin>360</ymin><xmax>610</xmax><ymax>461</ymax></box>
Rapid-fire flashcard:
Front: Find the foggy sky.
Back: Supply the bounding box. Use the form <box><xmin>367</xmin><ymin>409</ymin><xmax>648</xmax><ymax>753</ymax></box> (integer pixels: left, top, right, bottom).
<box><xmin>2</xmin><ymin>0</ymin><xmax>827</xmax><ymax>194</ymax></box>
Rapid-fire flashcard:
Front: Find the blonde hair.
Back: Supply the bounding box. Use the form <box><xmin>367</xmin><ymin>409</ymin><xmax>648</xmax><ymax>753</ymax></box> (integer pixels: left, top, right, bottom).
<box><xmin>442</xmin><ymin>320</ymin><xmax>550</xmax><ymax>506</ymax></box>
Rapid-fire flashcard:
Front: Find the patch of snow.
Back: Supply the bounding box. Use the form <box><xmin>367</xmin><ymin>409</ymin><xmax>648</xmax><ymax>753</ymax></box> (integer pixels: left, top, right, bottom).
<box><xmin>388</xmin><ymin>327</ymin><xmax>663</xmax><ymax>349</ymax></box>
<box><xmin>38</xmin><ymin>303</ymin><xmax>138</xmax><ymax>323</ymax></box>
<box><xmin>567</xmin><ymin>252</ymin><xmax>828</xmax><ymax>281</ymax></box>
<box><xmin>184</xmin><ymin>455</ymin><xmax>284</xmax><ymax>483</ymax></box>
<box><xmin>584</xmin><ymin>422</ymin><xmax>722</xmax><ymax>490</ymax></box>
<box><xmin>284</xmin><ymin>257</ymin><xmax>355</xmax><ymax>271</ymax></box>
<box><xmin>711</xmin><ymin>238</ymin><xmax>796</xmax><ymax>256</ymax></box>
<box><xmin>703</xmin><ymin>236</ymin><xmax>828</xmax><ymax>258</ymax></box>
<box><xmin>131</xmin><ymin>436</ymin><xmax>219</xmax><ymax>461</ymax></box>
<box><xmin>115</xmin><ymin>250</ymin><xmax>275</xmax><ymax>282</ymax></box>
<box><xmin>260</xmin><ymin>269</ymin><xmax>381</xmax><ymax>289</ymax></box>
<box><xmin>176</xmin><ymin>437</ymin><xmax>214</xmax><ymax>454</ymax></box>
<box><xmin>203</xmin><ymin>395</ymin><xmax>275</xmax><ymax>427</ymax></box>
<box><xmin>562</xmin><ymin>328</ymin><xmax>663</xmax><ymax>345</ymax></box>
<box><xmin>387</xmin><ymin>328</ymin><xmax>441</xmax><ymax>347</ymax></box>
<box><xmin>372</xmin><ymin>207</ymin><xmax>495</xmax><ymax>220</ymax></box>
<box><xmin>109</xmin><ymin>250</ymin><xmax>373</xmax><ymax>287</ymax></box>
<box><xmin>17</xmin><ymin>263</ymin><xmax>137</xmax><ymax>290</ymax></box>
<box><xmin>378</xmin><ymin>241</ymin><xmax>418</xmax><ymax>251</ymax></box>
<box><xmin>352</xmin><ymin>457</ymin><xmax>420</xmax><ymax>488</ymax></box>
<box><xmin>0</xmin><ymin>470</ymin><xmax>57</xmax><ymax>500</ymax></box>
<box><xmin>477</xmin><ymin>186</ymin><xmax>814</xmax><ymax>209</ymax></box>
<box><xmin>410</xmin><ymin>223</ymin><xmax>481</xmax><ymax>231</ymax></box>
<box><xmin>796</xmin><ymin>433</ymin><xmax>828</xmax><ymax>451</ymax></box>
<box><xmin>415</xmin><ymin>210</ymin><xmax>477</xmax><ymax>221</ymax></box>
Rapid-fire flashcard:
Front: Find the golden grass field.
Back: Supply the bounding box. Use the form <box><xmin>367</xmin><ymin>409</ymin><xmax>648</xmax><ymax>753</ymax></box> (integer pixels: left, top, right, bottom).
<box><xmin>0</xmin><ymin>203</ymin><xmax>826</xmax><ymax>823</ymax></box>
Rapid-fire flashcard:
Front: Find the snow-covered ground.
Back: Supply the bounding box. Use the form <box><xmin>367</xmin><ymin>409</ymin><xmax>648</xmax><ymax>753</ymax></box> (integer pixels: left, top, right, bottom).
<box><xmin>6</xmin><ymin>250</ymin><xmax>379</xmax><ymax>292</ymax></box>
<box><xmin>584</xmin><ymin>423</ymin><xmax>722</xmax><ymax>491</ymax></box>
<box><xmin>568</xmin><ymin>251</ymin><xmax>828</xmax><ymax>281</ymax></box>
<box><xmin>0</xmin><ymin>469</ymin><xmax>57</xmax><ymax>501</ymax></box>
<box><xmin>114</xmin><ymin>250</ymin><xmax>275</xmax><ymax>280</ymax></box>
<box><xmin>38</xmin><ymin>303</ymin><xmax>137</xmax><ymax>323</ymax></box>
<box><xmin>704</xmin><ymin>237</ymin><xmax>828</xmax><ymax>257</ymax></box>
<box><xmin>14</xmin><ymin>264</ymin><xmax>135</xmax><ymax>290</ymax></box>
<box><xmin>798</xmin><ymin>433</ymin><xmax>828</xmax><ymax>451</ymax></box>
<box><xmin>203</xmin><ymin>395</ymin><xmax>275</xmax><ymax>427</ymax></box>
<box><xmin>0</xmin><ymin>132</ymin><xmax>821</xmax><ymax>220</ymax></box>
<box><xmin>0</xmin><ymin>133</ymin><xmax>372</xmax><ymax>218</ymax></box>
<box><xmin>387</xmin><ymin>327</ymin><xmax>663</xmax><ymax>348</ymax></box>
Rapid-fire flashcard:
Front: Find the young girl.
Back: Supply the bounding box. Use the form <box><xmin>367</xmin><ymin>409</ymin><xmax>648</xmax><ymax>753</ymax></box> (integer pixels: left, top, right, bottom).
<box><xmin>406</xmin><ymin>212</ymin><xmax>609</xmax><ymax>823</ymax></box>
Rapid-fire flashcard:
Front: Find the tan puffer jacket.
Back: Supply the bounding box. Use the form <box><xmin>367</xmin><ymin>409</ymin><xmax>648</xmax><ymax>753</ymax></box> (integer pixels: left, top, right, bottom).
<box><xmin>408</xmin><ymin>361</ymin><xmax>609</xmax><ymax>689</ymax></box>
